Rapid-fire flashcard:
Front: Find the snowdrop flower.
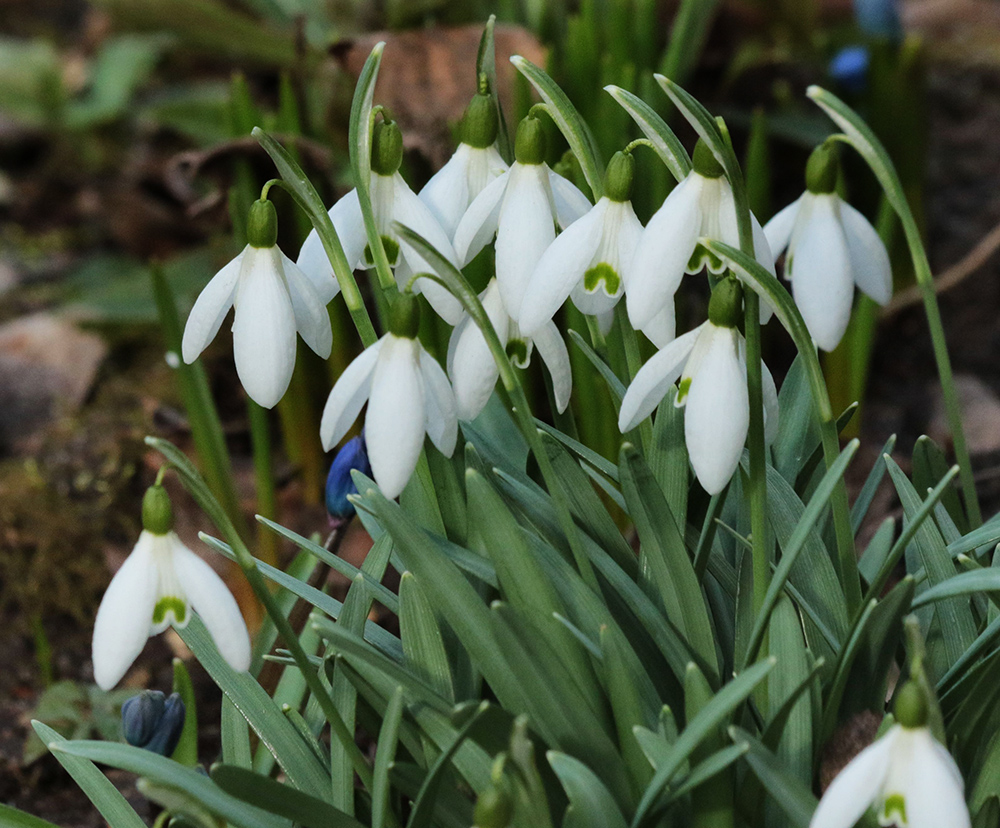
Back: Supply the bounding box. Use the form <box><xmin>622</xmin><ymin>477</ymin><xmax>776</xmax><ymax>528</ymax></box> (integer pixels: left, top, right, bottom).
<box><xmin>518</xmin><ymin>150</ymin><xmax>670</xmax><ymax>345</ymax></box>
<box><xmin>626</xmin><ymin>140</ymin><xmax>775</xmax><ymax>337</ymax></box>
<box><xmin>618</xmin><ymin>278</ymin><xmax>778</xmax><ymax>495</ymax></box>
<box><xmin>182</xmin><ymin>198</ymin><xmax>334</xmax><ymax>409</ymax></box>
<box><xmin>320</xmin><ymin>293</ymin><xmax>458</xmax><ymax>498</ymax></box>
<box><xmin>453</xmin><ymin>113</ymin><xmax>592</xmax><ymax>321</ymax></box>
<box><xmin>92</xmin><ymin>485</ymin><xmax>250</xmax><ymax>691</ymax></box>
<box><xmin>765</xmin><ymin>142</ymin><xmax>892</xmax><ymax>352</ymax></box>
<box><xmin>296</xmin><ymin>119</ymin><xmax>463</xmax><ymax>324</ymax></box>
<box><xmin>419</xmin><ymin>90</ymin><xmax>509</xmax><ymax>240</ymax></box>
<box><xmin>448</xmin><ymin>278</ymin><xmax>571</xmax><ymax>422</ymax></box>
<box><xmin>810</xmin><ymin>682</ymin><xmax>970</xmax><ymax>828</ymax></box>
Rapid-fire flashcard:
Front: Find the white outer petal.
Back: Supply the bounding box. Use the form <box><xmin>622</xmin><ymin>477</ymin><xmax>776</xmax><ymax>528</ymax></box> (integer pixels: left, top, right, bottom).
<box><xmin>419</xmin><ymin>349</ymin><xmax>458</xmax><ymax>456</ymax></box>
<box><xmin>839</xmin><ymin>199</ymin><xmax>893</xmax><ymax>305</ymax></box>
<box><xmin>92</xmin><ymin>533</ymin><xmax>159</xmax><ymax>690</ymax></box>
<box><xmin>281</xmin><ymin>252</ymin><xmax>333</xmax><ymax>358</ymax></box>
<box><xmin>366</xmin><ymin>336</ymin><xmax>425</xmax><ymax>498</ymax></box>
<box><xmin>532</xmin><ymin>321</ymin><xmax>573</xmax><ymax>413</ymax></box>
<box><xmin>418</xmin><ymin>144</ymin><xmax>472</xmax><ymax>240</ymax></box>
<box><xmin>547</xmin><ymin>167</ymin><xmax>592</xmax><ymax>227</ymax></box>
<box><xmin>763</xmin><ymin>195</ymin><xmax>804</xmax><ymax>256</ymax></box>
<box><xmin>171</xmin><ymin>541</ymin><xmax>251</xmax><ymax>673</ymax></box>
<box><xmin>762</xmin><ymin>356</ymin><xmax>780</xmax><ymax>446</ymax></box>
<box><xmin>639</xmin><ymin>303</ymin><xmax>677</xmax><ymax>348</ymax></box>
<box><xmin>904</xmin><ymin>730</ymin><xmax>971</xmax><ymax>828</ymax></box>
<box><xmin>789</xmin><ymin>194</ymin><xmax>855</xmax><ymax>352</ymax></box>
<box><xmin>232</xmin><ymin>247</ymin><xmax>298</xmax><ymax>409</ymax></box>
<box><xmin>518</xmin><ymin>200</ymin><xmax>605</xmax><ymax>336</ymax></box>
<box><xmin>453</xmin><ymin>169</ymin><xmax>509</xmax><ymax>265</ymax></box>
<box><xmin>496</xmin><ymin>163</ymin><xmax>556</xmax><ymax>321</ymax></box>
<box><xmin>326</xmin><ymin>188</ymin><xmax>367</xmax><ymax>272</ymax></box>
<box><xmin>808</xmin><ymin>729</ymin><xmax>894</xmax><ymax>828</ymax></box>
<box><xmin>447</xmin><ymin>280</ymin><xmax>508</xmax><ymax>422</ymax></box>
<box><xmin>320</xmin><ymin>339</ymin><xmax>383</xmax><ymax>449</ymax></box>
<box><xmin>618</xmin><ymin>325</ymin><xmax>701</xmax><ymax>431</ymax></box>
<box><xmin>685</xmin><ymin>326</ymin><xmax>748</xmax><ymax>495</ymax></box>
<box><xmin>181</xmin><ymin>249</ymin><xmax>245</xmax><ymax>363</ymax></box>
<box><xmin>626</xmin><ymin>175</ymin><xmax>702</xmax><ymax>329</ymax></box>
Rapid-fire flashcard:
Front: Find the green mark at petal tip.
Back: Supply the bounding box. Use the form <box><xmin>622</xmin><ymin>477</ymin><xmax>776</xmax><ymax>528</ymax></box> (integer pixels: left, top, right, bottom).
<box><xmin>677</xmin><ymin>377</ymin><xmax>692</xmax><ymax>405</ymax></box>
<box><xmin>364</xmin><ymin>236</ymin><xmax>399</xmax><ymax>268</ymax></box>
<box><xmin>583</xmin><ymin>262</ymin><xmax>621</xmax><ymax>296</ymax></box>
<box><xmin>153</xmin><ymin>596</ymin><xmax>188</xmax><ymax>626</ymax></box>
<box><xmin>882</xmin><ymin>793</ymin><xmax>906</xmax><ymax>825</ymax></box>
<box><xmin>506</xmin><ymin>339</ymin><xmax>529</xmax><ymax>368</ymax></box>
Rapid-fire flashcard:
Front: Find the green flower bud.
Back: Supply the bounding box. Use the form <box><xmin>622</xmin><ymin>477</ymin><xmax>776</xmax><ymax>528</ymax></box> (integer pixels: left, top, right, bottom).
<box><xmin>603</xmin><ymin>151</ymin><xmax>635</xmax><ymax>203</ymax></box>
<box><xmin>893</xmin><ymin>681</ymin><xmax>929</xmax><ymax>729</ymax></box>
<box><xmin>473</xmin><ymin>782</ymin><xmax>514</xmax><ymax>828</ymax></box>
<box><xmin>707</xmin><ymin>276</ymin><xmax>744</xmax><ymax>328</ymax></box>
<box><xmin>692</xmin><ymin>139</ymin><xmax>725</xmax><ymax>179</ymax></box>
<box><xmin>387</xmin><ymin>291</ymin><xmax>420</xmax><ymax>339</ymax></box>
<box><xmin>142</xmin><ymin>484</ymin><xmax>174</xmax><ymax>536</ymax></box>
<box><xmin>246</xmin><ymin>199</ymin><xmax>278</xmax><ymax>249</ymax></box>
<box><xmin>805</xmin><ymin>142</ymin><xmax>839</xmax><ymax>194</ymax></box>
<box><xmin>371</xmin><ymin>119</ymin><xmax>404</xmax><ymax>176</ymax></box>
<box><xmin>514</xmin><ymin>116</ymin><xmax>547</xmax><ymax>165</ymax></box>
<box><xmin>462</xmin><ymin>93</ymin><xmax>499</xmax><ymax>150</ymax></box>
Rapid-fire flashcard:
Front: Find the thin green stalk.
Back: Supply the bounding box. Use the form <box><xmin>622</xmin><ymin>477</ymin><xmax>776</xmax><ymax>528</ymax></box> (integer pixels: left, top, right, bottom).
<box><xmin>613</xmin><ymin>302</ymin><xmax>652</xmax><ymax>453</ymax></box>
<box><xmin>247</xmin><ymin>400</ymin><xmax>278</xmax><ymax>568</ymax></box>
<box><xmin>743</xmin><ymin>291</ymin><xmax>768</xmax><ymax>615</ymax></box>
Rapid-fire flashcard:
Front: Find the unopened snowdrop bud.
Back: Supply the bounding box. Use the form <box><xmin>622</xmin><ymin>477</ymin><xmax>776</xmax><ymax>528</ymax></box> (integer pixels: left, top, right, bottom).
<box><xmin>182</xmin><ymin>196</ymin><xmax>334</xmax><ymax>408</ymax></box>
<box><xmin>122</xmin><ymin>691</ymin><xmax>186</xmax><ymax>757</ymax></box>
<box><xmin>321</xmin><ymin>295</ymin><xmax>458</xmax><ymax>499</ymax></box>
<box><xmin>474</xmin><ymin>780</ymin><xmax>514</xmax><ymax>828</ymax></box>
<box><xmin>809</xmin><ymin>681</ymin><xmax>969</xmax><ymax>828</ymax></box>
<box><xmin>454</xmin><ymin>114</ymin><xmax>591</xmax><ymax>321</ymax></box>
<box><xmin>462</xmin><ymin>92</ymin><xmax>499</xmax><ymax>149</ymax></box>
<box><xmin>764</xmin><ymin>142</ymin><xmax>892</xmax><ymax>352</ymax></box>
<box><xmin>325</xmin><ymin>434</ymin><xmax>371</xmax><ymax>521</ymax></box>
<box><xmin>91</xmin><ymin>484</ymin><xmax>251</xmax><ymax>690</ymax></box>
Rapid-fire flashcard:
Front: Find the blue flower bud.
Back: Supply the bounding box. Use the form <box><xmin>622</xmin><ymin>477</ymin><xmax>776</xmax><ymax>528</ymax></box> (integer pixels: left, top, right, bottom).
<box><xmin>326</xmin><ymin>434</ymin><xmax>371</xmax><ymax>520</ymax></box>
<box><xmin>122</xmin><ymin>691</ymin><xmax>186</xmax><ymax>756</ymax></box>
<box><xmin>853</xmin><ymin>0</ymin><xmax>902</xmax><ymax>40</ymax></box>
<box><xmin>829</xmin><ymin>46</ymin><xmax>871</xmax><ymax>94</ymax></box>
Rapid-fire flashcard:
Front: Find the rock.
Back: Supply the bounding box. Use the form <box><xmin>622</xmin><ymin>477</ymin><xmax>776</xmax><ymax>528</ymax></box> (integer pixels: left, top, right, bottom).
<box><xmin>929</xmin><ymin>373</ymin><xmax>1000</xmax><ymax>455</ymax></box>
<box><xmin>0</xmin><ymin>312</ymin><xmax>107</xmax><ymax>453</ymax></box>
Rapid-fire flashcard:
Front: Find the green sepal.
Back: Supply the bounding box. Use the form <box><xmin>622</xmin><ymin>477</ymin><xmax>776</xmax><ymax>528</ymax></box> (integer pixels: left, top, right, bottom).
<box><xmin>707</xmin><ymin>276</ymin><xmax>744</xmax><ymax>329</ymax></box>
<box><xmin>692</xmin><ymin>138</ymin><xmax>724</xmax><ymax>179</ymax></box>
<box><xmin>462</xmin><ymin>92</ymin><xmax>499</xmax><ymax>150</ymax></box>
<box><xmin>246</xmin><ymin>198</ymin><xmax>277</xmax><ymax>249</ymax></box>
<box><xmin>387</xmin><ymin>292</ymin><xmax>420</xmax><ymax>339</ymax></box>
<box><xmin>603</xmin><ymin>151</ymin><xmax>634</xmax><ymax>202</ymax></box>
<box><xmin>371</xmin><ymin>119</ymin><xmax>403</xmax><ymax>176</ymax></box>
<box><xmin>805</xmin><ymin>142</ymin><xmax>839</xmax><ymax>194</ymax></box>
<box><xmin>514</xmin><ymin>116</ymin><xmax>547</xmax><ymax>165</ymax></box>
<box><xmin>142</xmin><ymin>485</ymin><xmax>174</xmax><ymax>535</ymax></box>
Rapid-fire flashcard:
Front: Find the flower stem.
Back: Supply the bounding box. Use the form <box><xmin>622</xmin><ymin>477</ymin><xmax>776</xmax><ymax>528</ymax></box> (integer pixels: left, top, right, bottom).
<box><xmin>247</xmin><ymin>400</ymin><xmax>279</xmax><ymax>568</ymax></box>
<box><xmin>742</xmin><ymin>290</ymin><xmax>768</xmax><ymax>614</ymax></box>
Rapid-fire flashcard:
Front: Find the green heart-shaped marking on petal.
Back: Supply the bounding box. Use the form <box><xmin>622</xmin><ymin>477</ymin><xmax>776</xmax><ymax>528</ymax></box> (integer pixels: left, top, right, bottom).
<box><xmin>365</xmin><ymin>236</ymin><xmax>400</xmax><ymax>268</ymax></box>
<box><xmin>583</xmin><ymin>262</ymin><xmax>621</xmax><ymax>295</ymax></box>
<box><xmin>153</xmin><ymin>596</ymin><xmax>187</xmax><ymax>626</ymax></box>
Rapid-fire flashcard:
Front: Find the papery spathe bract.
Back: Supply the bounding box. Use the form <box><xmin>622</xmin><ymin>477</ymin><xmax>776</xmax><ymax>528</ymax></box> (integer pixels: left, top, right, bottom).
<box><xmin>182</xmin><ymin>199</ymin><xmax>334</xmax><ymax>409</ymax></box>
<box><xmin>453</xmin><ymin>114</ymin><xmax>591</xmax><ymax>321</ymax></box>
<box><xmin>448</xmin><ymin>278</ymin><xmax>572</xmax><ymax>422</ymax></box>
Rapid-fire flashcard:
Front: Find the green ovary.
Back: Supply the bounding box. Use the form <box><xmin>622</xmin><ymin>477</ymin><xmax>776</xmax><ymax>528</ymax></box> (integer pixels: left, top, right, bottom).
<box><xmin>153</xmin><ymin>596</ymin><xmax>188</xmax><ymax>626</ymax></box>
<box><xmin>583</xmin><ymin>262</ymin><xmax>620</xmax><ymax>295</ymax></box>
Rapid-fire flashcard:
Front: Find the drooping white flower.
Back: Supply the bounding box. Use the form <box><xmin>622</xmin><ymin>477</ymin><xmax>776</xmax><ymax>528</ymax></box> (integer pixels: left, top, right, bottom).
<box><xmin>618</xmin><ymin>278</ymin><xmax>778</xmax><ymax>495</ymax></box>
<box><xmin>296</xmin><ymin>119</ymin><xmax>464</xmax><ymax>324</ymax></box>
<box><xmin>320</xmin><ymin>293</ymin><xmax>457</xmax><ymax>499</ymax></box>
<box><xmin>92</xmin><ymin>485</ymin><xmax>250</xmax><ymax>691</ymax></box>
<box><xmin>182</xmin><ymin>198</ymin><xmax>334</xmax><ymax>409</ymax></box>
<box><xmin>453</xmin><ymin>113</ymin><xmax>591</xmax><ymax>322</ymax></box>
<box><xmin>764</xmin><ymin>143</ymin><xmax>893</xmax><ymax>352</ymax></box>
<box><xmin>625</xmin><ymin>139</ymin><xmax>775</xmax><ymax>336</ymax></box>
<box><xmin>419</xmin><ymin>91</ymin><xmax>509</xmax><ymax>240</ymax></box>
<box><xmin>447</xmin><ymin>278</ymin><xmax>572</xmax><ymax>422</ymax></box>
<box><xmin>810</xmin><ymin>683</ymin><xmax>970</xmax><ymax>828</ymax></box>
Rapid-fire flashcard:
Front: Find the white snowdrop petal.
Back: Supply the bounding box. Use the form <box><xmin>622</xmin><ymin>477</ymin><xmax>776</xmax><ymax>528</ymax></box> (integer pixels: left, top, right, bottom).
<box><xmin>905</xmin><ymin>731</ymin><xmax>971</xmax><ymax>828</ymax></box>
<box><xmin>752</xmin><ymin>212</ymin><xmax>777</xmax><ymax>276</ymax></box>
<box><xmin>519</xmin><ymin>202</ymin><xmax>605</xmax><ymax>336</ymax></box>
<box><xmin>789</xmin><ymin>195</ymin><xmax>855</xmax><ymax>352</ymax></box>
<box><xmin>419</xmin><ymin>349</ymin><xmax>458</xmax><ymax>456</ymax></box>
<box><xmin>618</xmin><ymin>326</ymin><xmax>700</xmax><ymax>431</ymax></box>
<box><xmin>366</xmin><ymin>336</ymin><xmax>426</xmax><ymax>498</ymax></box>
<box><xmin>320</xmin><ymin>339</ymin><xmax>383</xmax><ymax>450</ymax></box>
<box><xmin>326</xmin><ymin>188</ymin><xmax>368</xmax><ymax>272</ymax></box>
<box><xmin>448</xmin><ymin>317</ymin><xmax>500</xmax><ymax>422</ymax></box>
<box><xmin>808</xmin><ymin>731</ymin><xmax>894</xmax><ymax>828</ymax></box>
<box><xmin>418</xmin><ymin>145</ymin><xmax>472</xmax><ymax>240</ymax></box>
<box><xmin>570</xmin><ymin>282</ymin><xmax>620</xmax><ymax>316</ymax></box>
<box><xmin>232</xmin><ymin>249</ymin><xmax>298</xmax><ymax>409</ymax></box>
<box><xmin>294</xmin><ymin>229</ymin><xmax>343</xmax><ymax>303</ymax></box>
<box><xmin>596</xmin><ymin>309</ymin><xmax>615</xmax><ymax>336</ymax></box>
<box><xmin>626</xmin><ymin>175</ymin><xmax>703</xmax><ymax>329</ymax></box>
<box><xmin>453</xmin><ymin>170</ymin><xmax>509</xmax><ymax>265</ymax></box>
<box><xmin>181</xmin><ymin>249</ymin><xmax>245</xmax><ymax>364</ymax></box>
<box><xmin>281</xmin><ymin>252</ymin><xmax>333</xmax><ymax>358</ymax></box>
<box><xmin>762</xmin><ymin>358</ymin><xmax>780</xmax><ymax>446</ymax></box>
<box><xmin>91</xmin><ymin>533</ymin><xmax>159</xmax><ymax>690</ymax></box>
<box><xmin>639</xmin><ymin>303</ymin><xmax>677</xmax><ymax>349</ymax></box>
<box><xmin>393</xmin><ymin>173</ymin><xmax>458</xmax><ymax>265</ymax></box>
<box><xmin>839</xmin><ymin>199</ymin><xmax>893</xmax><ymax>305</ymax></box>
<box><xmin>711</xmin><ymin>179</ymin><xmax>741</xmax><ymax>257</ymax></box>
<box><xmin>763</xmin><ymin>196</ymin><xmax>803</xmax><ymax>256</ymax></box>
<box><xmin>496</xmin><ymin>164</ymin><xmax>557</xmax><ymax>321</ymax></box>
<box><xmin>533</xmin><ymin>321</ymin><xmax>573</xmax><ymax>413</ymax></box>
<box><xmin>547</xmin><ymin>168</ymin><xmax>592</xmax><ymax>227</ymax></box>
<box><xmin>685</xmin><ymin>328</ymin><xmax>749</xmax><ymax>495</ymax></box>
<box><xmin>171</xmin><ymin>542</ymin><xmax>251</xmax><ymax>672</ymax></box>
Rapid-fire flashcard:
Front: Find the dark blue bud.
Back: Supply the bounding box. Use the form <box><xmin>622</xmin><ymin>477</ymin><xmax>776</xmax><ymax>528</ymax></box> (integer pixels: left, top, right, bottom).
<box><xmin>122</xmin><ymin>690</ymin><xmax>186</xmax><ymax>756</ymax></box>
<box><xmin>326</xmin><ymin>434</ymin><xmax>371</xmax><ymax>521</ymax></box>
<box><xmin>853</xmin><ymin>0</ymin><xmax>901</xmax><ymax>40</ymax></box>
<box><xmin>829</xmin><ymin>46</ymin><xmax>870</xmax><ymax>94</ymax></box>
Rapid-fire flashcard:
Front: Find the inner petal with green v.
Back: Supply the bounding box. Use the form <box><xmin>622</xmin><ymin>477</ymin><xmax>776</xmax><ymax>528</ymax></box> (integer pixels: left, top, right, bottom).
<box><xmin>583</xmin><ymin>262</ymin><xmax>621</xmax><ymax>296</ymax></box>
<box><xmin>153</xmin><ymin>596</ymin><xmax>188</xmax><ymax>627</ymax></box>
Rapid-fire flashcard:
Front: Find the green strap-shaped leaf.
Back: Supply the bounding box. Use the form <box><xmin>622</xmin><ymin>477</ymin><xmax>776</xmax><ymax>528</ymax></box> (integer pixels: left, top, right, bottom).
<box><xmin>475</xmin><ymin>16</ymin><xmax>512</xmax><ymax>163</ymax></box>
<box><xmin>603</xmin><ymin>85</ymin><xmax>690</xmax><ymax>181</ymax></box>
<box><xmin>548</xmin><ymin>752</ymin><xmax>630</xmax><ymax>828</ymax></box>
<box><xmin>0</xmin><ymin>804</ymin><xmax>63</xmax><ymax>828</ymax></box>
<box><xmin>399</xmin><ymin>572</ymin><xmax>455</xmax><ymax>703</ymax></box>
<box><xmin>372</xmin><ymin>687</ymin><xmax>404</xmax><ymax>828</ymax></box>
<box><xmin>728</xmin><ymin>727</ymin><xmax>816</xmax><ymax>828</ymax></box>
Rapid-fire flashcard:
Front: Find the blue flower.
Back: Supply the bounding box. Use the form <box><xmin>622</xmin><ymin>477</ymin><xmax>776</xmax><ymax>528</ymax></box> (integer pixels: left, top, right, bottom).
<box><xmin>122</xmin><ymin>690</ymin><xmax>186</xmax><ymax>757</ymax></box>
<box><xmin>853</xmin><ymin>0</ymin><xmax>902</xmax><ymax>40</ymax></box>
<box><xmin>325</xmin><ymin>434</ymin><xmax>372</xmax><ymax>520</ymax></box>
<box><xmin>829</xmin><ymin>46</ymin><xmax>871</xmax><ymax>94</ymax></box>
